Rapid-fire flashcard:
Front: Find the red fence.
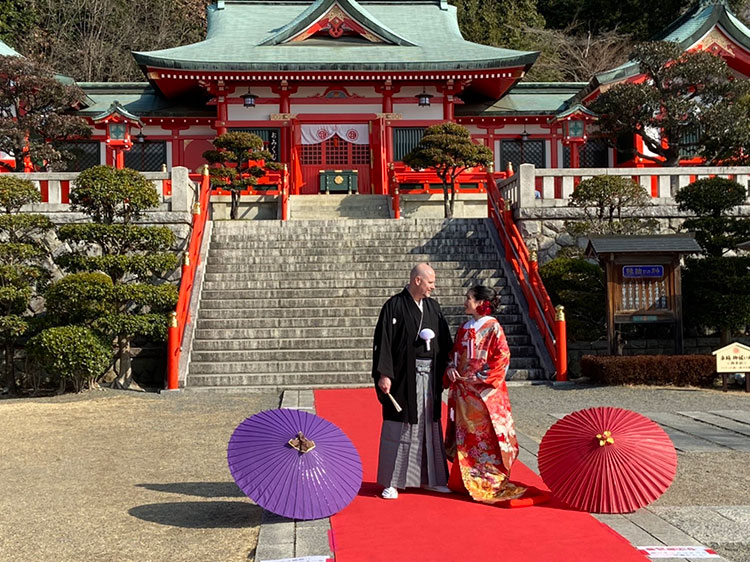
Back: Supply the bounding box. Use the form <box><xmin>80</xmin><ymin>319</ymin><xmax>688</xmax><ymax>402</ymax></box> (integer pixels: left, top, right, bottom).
<box><xmin>485</xmin><ymin>170</ymin><xmax>568</xmax><ymax>381</ymax></box>
<box><xmin>165</xmin><ymin>167</ymin><xmax>211</xmax><ymax>390</ymax></box>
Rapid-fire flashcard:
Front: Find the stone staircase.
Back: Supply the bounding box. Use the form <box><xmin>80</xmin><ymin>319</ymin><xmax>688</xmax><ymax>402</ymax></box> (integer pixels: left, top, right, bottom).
<box><xmin>289</xmin><ymin>194</ymin><xmax>391</xmax><ymax>219</ymax></box>
<box><xmin>185</xmin><ymin>218</ymin><xmax>546</xmax><ymax>391</ymax></box>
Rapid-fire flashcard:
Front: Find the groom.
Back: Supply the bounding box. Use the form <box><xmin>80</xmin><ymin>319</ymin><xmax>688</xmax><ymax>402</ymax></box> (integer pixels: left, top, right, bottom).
<box><xmin>371</xmin><ymin>263</ymin><xmax>453</xmax><ymax>500</ymax></box>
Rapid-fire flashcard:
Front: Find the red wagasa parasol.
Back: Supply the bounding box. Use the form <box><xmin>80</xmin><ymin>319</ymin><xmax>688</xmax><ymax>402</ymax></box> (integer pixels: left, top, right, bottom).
<box><xmin>537</xmin><ymin>407</ymin><xmax>677</xmax><ymax>513</ymax></box>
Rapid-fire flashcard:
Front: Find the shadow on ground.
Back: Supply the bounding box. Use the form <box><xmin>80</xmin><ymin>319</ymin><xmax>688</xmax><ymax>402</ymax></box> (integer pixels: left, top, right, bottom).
<box><xmin>136</xmin><ymin>482</ymin><xmax>244</xmax><ymax>498</ymax></box>
<box><xmin>129</xmin><ymin>501</ymin><xmax>260</xmax><ymax>528</ymax></box>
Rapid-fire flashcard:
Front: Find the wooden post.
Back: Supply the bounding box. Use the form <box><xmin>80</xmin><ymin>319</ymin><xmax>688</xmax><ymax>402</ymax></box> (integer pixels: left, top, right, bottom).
<box><xmin>606</xmin><ymin>259</ymin><xmax>617</xmax><ymax>355</ymax></box>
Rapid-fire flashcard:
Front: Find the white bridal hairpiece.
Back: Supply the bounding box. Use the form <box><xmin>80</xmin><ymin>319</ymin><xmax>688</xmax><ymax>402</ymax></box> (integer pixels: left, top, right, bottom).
<box><xmin>419</xmin><ymin>328</ymin><xmax>435</xmax><ymax>351</ymax></box>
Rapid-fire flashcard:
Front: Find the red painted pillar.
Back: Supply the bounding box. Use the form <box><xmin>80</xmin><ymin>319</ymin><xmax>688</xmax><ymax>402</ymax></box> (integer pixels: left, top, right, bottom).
<box><xmin>443</xmin><ymin>93</ymin><xmax>454</xmax><ymax>121</ymax></box>
<box><xmin>215</xmin><ymin>94</ymin><xmax>228</xmax><ymax>136</ymax></box>
<box><xmin>166</xmin><ymin>311</ymin><xmax>179</xmax><ymax>390</ymax></box>
<box><xmin>570</xmin><ymin>142</ymin><xmax>581</xmax><ymax>169</ymax></box>
<box><xmin>383</xmin><ymin>88</ymin><xmax>393</xmax><ymax>114</ymax></box>
<box><xmin>555</xmin><ymin>305</ymin><xmax>568</xmax><ymax>382</ymax></box>
<box><xmin>114</xmin><ymin>148</ymin><xmax>125</xmax><ymax>169</ymax></box>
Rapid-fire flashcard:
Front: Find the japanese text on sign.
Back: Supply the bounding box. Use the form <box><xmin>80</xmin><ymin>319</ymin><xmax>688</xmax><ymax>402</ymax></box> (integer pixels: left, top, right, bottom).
<box><xmin>713</xmin><ymin>342</ymin><xmax>750</xmax><ymax>373</ymax></box>
<box><xmin>623</xmin><ymin>265</ymin><xmax>664</xmax><ymax>278</ymax></box>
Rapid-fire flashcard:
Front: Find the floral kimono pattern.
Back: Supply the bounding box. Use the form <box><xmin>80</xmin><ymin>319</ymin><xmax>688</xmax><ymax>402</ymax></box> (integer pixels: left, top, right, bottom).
<box><xmin>444</xmin><ymin>317</ymin><xmax>526</xmax><ymax>503</ymax></box>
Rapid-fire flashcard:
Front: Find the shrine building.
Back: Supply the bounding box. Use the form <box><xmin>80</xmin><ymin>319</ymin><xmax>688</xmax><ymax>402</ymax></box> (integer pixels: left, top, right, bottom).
<box><xmin>11</xmin><ymin>0</ymin><xmax>750</xmax><ymax>193</ymax></box>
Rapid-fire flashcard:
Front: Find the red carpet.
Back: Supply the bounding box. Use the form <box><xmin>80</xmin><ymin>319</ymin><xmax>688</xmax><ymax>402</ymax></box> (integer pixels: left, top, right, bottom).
<box><xmin>315</xmin><ymin>388</ymin><xmax>648</xmax><ymax>562</ymax></box>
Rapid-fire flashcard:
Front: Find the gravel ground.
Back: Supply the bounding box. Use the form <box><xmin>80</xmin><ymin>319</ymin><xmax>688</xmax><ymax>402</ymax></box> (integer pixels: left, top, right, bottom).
<box><xmin>0</xmin><ymin>390</ymin><xmax>279</xmax><ymax>562</ymax></box>
<box><xmin>1</xmin><ymin>384</ymin><xmax>748</xmax><ymax>562</ymax></box>
<box><xmin>508</xmin><ymin>383</ymin><xmax>750</xmax><ymax>507</ymax></box>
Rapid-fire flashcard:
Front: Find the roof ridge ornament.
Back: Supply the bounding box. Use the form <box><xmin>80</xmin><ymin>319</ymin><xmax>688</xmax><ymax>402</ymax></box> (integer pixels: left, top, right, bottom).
<box><xmin>260</xmin><ymin>0</ymin><xmax>416</xmax><ymax>46</ymax></box>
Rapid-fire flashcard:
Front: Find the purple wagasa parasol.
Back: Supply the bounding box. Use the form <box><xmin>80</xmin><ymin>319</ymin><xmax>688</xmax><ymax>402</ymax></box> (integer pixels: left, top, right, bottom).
<box><xmin>227</xmin><ymin>408</ymin><xmax>362</xmax><ymax>520</ymax></box>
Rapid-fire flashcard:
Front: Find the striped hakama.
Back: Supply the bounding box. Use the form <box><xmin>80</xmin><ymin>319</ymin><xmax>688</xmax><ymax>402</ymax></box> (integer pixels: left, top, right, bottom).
<box><xmin>377</xmin><ymin>359</ymin><xmax>449</xmax><ymax>489</ymax></box>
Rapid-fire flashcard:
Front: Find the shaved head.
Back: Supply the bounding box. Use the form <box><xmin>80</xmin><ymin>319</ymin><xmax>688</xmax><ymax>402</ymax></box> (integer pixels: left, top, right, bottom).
<box><xmin>408</xmin><ymin>262</ymin><xmax>436</xmax><ymax>301</ymax></box>
<box><xmin>410</xmin><ymin>263</ymin><xmax>434</xmax><ymax>283</ymax></box>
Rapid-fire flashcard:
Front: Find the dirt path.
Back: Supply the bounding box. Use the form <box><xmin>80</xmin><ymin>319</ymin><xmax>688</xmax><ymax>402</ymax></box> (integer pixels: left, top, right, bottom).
<box><xmin>0</xmin><ymin>390</ymin><xmax>279</xmax><ymax>562</ymax></box>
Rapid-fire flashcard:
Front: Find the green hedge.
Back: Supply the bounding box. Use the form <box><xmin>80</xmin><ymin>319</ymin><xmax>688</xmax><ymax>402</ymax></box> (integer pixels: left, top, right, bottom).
<box><xmin>580</xmin><ymin>354</ymin><xmax>716</xmax><ymax>387</ymax></box>
<box><xmin>27</xmin><ymin>325</ymin><xmax>111</xmax><ymax>392</ymax></box>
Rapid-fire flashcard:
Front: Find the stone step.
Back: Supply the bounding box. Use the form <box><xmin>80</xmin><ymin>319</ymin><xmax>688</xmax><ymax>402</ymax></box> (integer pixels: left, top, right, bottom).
<box><xmin>190</xmin><ymin>333</ymin><xmax>531</xmax><ymax>351</ymax></box>
<box><xmin>190</xmin><ymin>344</ymin><xmax>539</xmax><ymax>363</ymax></box>
<box><xmin>183</xmin><ymin>382</ymin><xmax>372</xmax><ymax>393</ymax></box>
<box><xmin>188</xmin><ymin>356</ymin><xmax>539</xmax><ymax>375</ymax></box>
<box><xmin>208</xmin><ymin>238</ymin><xmax>493</xmax><ymax>250</ymax></box>
<box><xmin>187</xmin><ymin>372</ymin><xmax>373</xmax><ymax>387</ymax></box>
<box><xmin>206</xmin><ymin>248</ymin><xmax>496</xmax><ymax>262</ymax></box>
<box><xmin>194</xmin><ymin>309</ymin><xmax>524</xmax><ymax>325</ymax></box>
<box><xmin>185</xmin><ymin>370</ymin><xmax>542</xmax><ymax>391</ymax></box>
<box><xmin>197</xmin><ymin>292</ymin><xmax>516</xmax><ymax>306</ymax></box>
<box><xmin>194</xmin><ymin>309</ymin><xmax>520</xmax><ymax>330</ymax></box>
<box><xmin>194</xmin><ymin>289</ymin><xmax>516</xmax><ymax>310</ymax></box>
<box><xmin>211</xmin><ymin>219</ymin><xmax>487</xmax><ymax>232</ymax></box>
<box><xmin>193</xmin><ymin>320</ymin><xmax>528</xmax><ymax>340</ymax></box>
<box><xmin>184</xmin><ymin>366</ymin><xmax>545</xmax><ymax>391</ymax></box>
<box><xmin>202</xmin><ymin>269</ymin><xmax>505</xmax><ymax>282</ymax></box>
<box><xmin>211</xmin><ymin>229</ymin><xmax>492</xmax><ymax>240</ymax></box>
<box><xmin>204</xmin><ymin>259</ymin><xmax>500</xmax><ymax>273</ymax></box>
<box><xmin>190</xmin><ymin>348</ymin><xmax>371</xmax><ymax>362</ymax></box>
<box><xmin>200</xmin><ymin>277</ymin><xmax>508</xmax><ymax>291</ymax></box>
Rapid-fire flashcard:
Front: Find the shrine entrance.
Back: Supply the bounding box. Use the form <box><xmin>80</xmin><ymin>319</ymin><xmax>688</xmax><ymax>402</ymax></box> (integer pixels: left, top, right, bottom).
<box><xmin>299</xmin><ymin>124</ymin><xmax>371</xmax><ymax>194</ymax></box>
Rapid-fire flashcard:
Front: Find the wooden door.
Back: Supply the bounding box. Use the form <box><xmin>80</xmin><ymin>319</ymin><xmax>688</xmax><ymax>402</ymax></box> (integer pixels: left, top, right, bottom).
<box><xmin>300</xmin><ymin>136</ymin><xmax>371</xmax><ymax>194</ymax></box>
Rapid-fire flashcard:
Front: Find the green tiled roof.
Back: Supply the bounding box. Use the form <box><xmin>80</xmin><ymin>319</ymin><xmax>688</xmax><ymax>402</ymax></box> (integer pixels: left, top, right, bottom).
<box><xmin>593</xmin><ymin>0</ymin><xmax>749</xmax><ymax>87</ymax></box>
<box><xmin>456</xmin><ymin>83</ymin><xmax>585</xmax><ymax>116</ymax></box>
<box><xmin>132</xmin><ymin>0</ymin><xmax>538</xmax><ymax>72</ymax></box>
<box><xmin>77</xmin><ymin>83</ymin><xmax>214</xmax><ymax>118</ymax></box>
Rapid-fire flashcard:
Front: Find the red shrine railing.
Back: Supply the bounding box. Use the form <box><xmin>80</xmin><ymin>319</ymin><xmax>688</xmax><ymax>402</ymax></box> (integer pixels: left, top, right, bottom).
<box><xmin>485</xmin><ymin>169</ymin><xmax>568</xmax><ymax>382</ymax></box>
<box><xmin>166</xmin><ymin>166</ymin><xmax>211</xmax><ymax>390</ymax></box>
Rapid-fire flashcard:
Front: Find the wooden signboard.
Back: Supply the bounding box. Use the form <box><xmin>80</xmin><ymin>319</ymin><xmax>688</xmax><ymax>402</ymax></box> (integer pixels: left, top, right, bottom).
<box><xmin>586</xmin><ymin>236</ymin><xmax>702</xmax><ymax>356</ymax></box>
<box><xmin>712</xmin><ymin>342</ymin><xmax>750</xmax><ymax>392</ymax></box>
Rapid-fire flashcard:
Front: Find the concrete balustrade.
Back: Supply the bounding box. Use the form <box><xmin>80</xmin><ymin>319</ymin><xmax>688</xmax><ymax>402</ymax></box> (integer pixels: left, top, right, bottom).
<box><xmin>4</xmin><ymin>166</ymin><xmax>194</xmax><ymax>214</ymax></box>
<box><xmin>499</xmin><ymin>163</ymin><xmax>750</xmax><ymax>210</ymax></box>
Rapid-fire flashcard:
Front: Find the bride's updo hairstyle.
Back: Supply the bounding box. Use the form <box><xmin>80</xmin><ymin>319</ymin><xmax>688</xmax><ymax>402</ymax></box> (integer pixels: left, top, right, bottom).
<box><xmin>470</xmin><ymin>285</ymin><xmax>500</xmax><ymax>316</ymax></box>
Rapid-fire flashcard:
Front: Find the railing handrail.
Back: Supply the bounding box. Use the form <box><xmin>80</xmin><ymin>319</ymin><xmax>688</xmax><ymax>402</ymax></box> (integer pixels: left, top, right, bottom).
<box><xmin>166</xmin><ymin>168</ymin><xmax>211</xmax><ymax>390</ymax></box>
<box><xmin>530</xmin><ymin>165</ymin><xmax>750</xmax><ymax>176</ymax></box>
<box><xmin>485</xmin><ymin>169</ymin><xmax>567</xmax><ymax>381</ymax></box>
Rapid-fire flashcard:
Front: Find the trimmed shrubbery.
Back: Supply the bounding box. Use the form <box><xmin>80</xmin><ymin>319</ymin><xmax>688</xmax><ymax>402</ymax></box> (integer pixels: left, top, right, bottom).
<box><xmin>580</xmin><ymin>354</ymin><xmax>716</xmax><ymax>387</ymax></box>
<box><xmin>27</xmin><ymin>326</ymin><xmax>111</xmax><ymax>392</ymax></box>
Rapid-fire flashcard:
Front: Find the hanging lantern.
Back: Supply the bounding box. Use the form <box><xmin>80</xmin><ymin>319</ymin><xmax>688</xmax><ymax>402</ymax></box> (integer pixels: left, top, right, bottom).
<box><xmin>242</xmin><ymin>90</ymin><xmax>257</xmax><ymax>108</ymax></box>
<box><xmin>416</xmin><ymin>87</ymin><xmax>433</xmax><ymax>107</ymax></box>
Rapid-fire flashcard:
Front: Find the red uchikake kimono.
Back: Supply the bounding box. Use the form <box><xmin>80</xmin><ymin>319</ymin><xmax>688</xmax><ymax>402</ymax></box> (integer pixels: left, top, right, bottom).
<box><xmin>444</xmin><ymin>316</ymin><xmax>526</xmax><ymax>503</ymax></box>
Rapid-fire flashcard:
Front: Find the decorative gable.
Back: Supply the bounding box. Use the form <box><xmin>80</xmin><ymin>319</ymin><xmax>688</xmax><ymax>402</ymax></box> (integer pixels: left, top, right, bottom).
<box><xmin>289</xmin><ymin>4</ymin><xmax>382</xmax><ymax>43</ymax></box>
<box><xmin>260</xmin><ymin>0</ymin><xmax>415</xmax><ymax>47</ymax></box>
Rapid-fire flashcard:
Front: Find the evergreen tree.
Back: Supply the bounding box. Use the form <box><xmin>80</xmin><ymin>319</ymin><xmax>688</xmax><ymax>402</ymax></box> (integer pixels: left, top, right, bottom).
<box><xmin>0</xmin><ymin>55</ymin><xmax>91</xmax><ymax>172</ymax></box>
<box><xmin>567</xmin><ymin>175</ymin><xmax>656</xmax><ymax>235</ymax></box>
<box><xmin>677</xmin><ymin>177</ymin><xmax>750</xmax><ymax>343</ymax></box>
<box><xmin>590</xmin><ymin>42</ymin><xmax>750</xmax><ymax>167</ymax></box>
<box><xmin>55</xmin><ymin>166</ymin><xmax>178</xmax><ymax>390</ymax></box>
<box><xmin>203</xmin><ymin>132</ymin><xmax>282</xmax><ymax>220</ymax></box>
<box><xmin>403</xmin><ymin>123</ymin><xmax>493</xmax><ymax>219</ymax></box>
<box><xmin>0</xmin><ymin>176</ymin><xmax>53</xmax><ymax>394</ymax></box>
<box><xmin>453</xmin><ymin>0</ymin><xmax>545</xmax><ymax>50</ymax></box>
<box><xmin>675</xmin><ymin>177</ymin><xmax>750</xmax><ymax>257</ymax></box>
<box><xmin>537</xmin><ymin>0</ymin><xmax>684</xmax><ymax>39</ymax></box>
